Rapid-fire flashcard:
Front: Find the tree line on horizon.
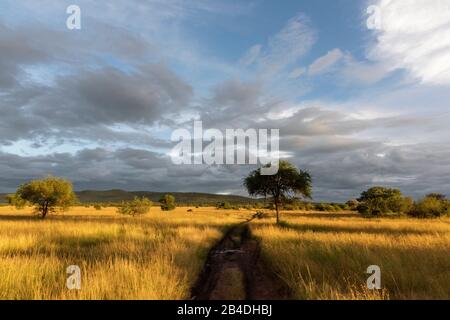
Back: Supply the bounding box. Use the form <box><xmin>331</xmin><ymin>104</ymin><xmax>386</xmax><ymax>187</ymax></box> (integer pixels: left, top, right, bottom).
<box><xmin>4</xmin><ymin>161</ymin><xmax>449</xmax><ymax>221</ymax></box>
<box><xmin>6</xmin><ymin>176</ymin><xmax>178</xmax><ymax>218</ymax></box>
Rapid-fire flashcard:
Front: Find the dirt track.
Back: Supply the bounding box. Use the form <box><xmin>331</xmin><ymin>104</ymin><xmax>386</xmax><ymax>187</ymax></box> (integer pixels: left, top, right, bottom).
<box><xmin>191</xmin><ymin>219</ymin><xmax>290</xmax><ymax>300</ymax></box>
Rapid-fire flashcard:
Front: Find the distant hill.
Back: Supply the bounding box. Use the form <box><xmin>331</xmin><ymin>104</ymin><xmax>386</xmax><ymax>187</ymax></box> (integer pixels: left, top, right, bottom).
<box><xmin>0</xmin><ymin>190</ymin><xmax>260</xmax><ymax>205</ymax></box>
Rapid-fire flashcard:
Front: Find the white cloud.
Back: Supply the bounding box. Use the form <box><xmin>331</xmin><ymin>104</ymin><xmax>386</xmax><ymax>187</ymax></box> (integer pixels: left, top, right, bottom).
<box><xmin>338</xmin><ymin>58</ymin><xmax>390</xmax><ymax>85</ymax></box>
<box><xmin>242</xmin><ymin>13</ymin><xmax>316</xmax><ymax>76</ymax></box>
<box><xmin>308</xmin><ymin>48</ymin><xmax>344</xmax><ymax>75</ymax></box>
<box><xmin>288</xmin><ymin>67</ymin><xmax>306</xmax><ymax>79</ymax></box>
<box><xmin>368</xmin><ymin>0</ymin><xmax>450</xmax><ymax>85</ymax></box>
<box><xmin>240</xmin><ymin>44</ymin><xmax>262</xmax><ymax>66</ymax></box>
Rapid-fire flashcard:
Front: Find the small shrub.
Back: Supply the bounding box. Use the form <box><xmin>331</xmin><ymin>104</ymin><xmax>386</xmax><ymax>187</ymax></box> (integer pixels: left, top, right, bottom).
<box><xmin>315</xmin><ymin>203</ymin><xmax>325</xmax><ymax>211</ymax></box>
<box><xmin>315</xmin><ymin>203</ymin><xmax>337</xmax><ymax>212</ymax></box>
<box><xmin>216</xmin><ymin>201</ymin><xmax>232</xmax><ymax>210</ymax></box>
<box><xmin>118</xmin><ymin>197</ymin><xmax>152</xmax><ymax>217</ymax></box>
<box><xmin>346</xmin><ymin>199</ymin><xmax>359</xmax><ymax>210</ymax></box>
<box><xmin>93</xmin><ymin>204</ymin><xmax>102</xmax><ymax>210</ymax></box>
<box><xmin>283</xmin><ymin>204</ymin><xmax>296</xmax><ymax>211</ymax></box>
<box><xmin>160</xmin><ymin>194</ymin><xmax>176</xmax><ymax>211</ymax></box>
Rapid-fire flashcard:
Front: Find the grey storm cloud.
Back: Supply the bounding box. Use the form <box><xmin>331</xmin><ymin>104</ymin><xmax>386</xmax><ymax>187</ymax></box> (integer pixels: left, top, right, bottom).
<box><xmin>0</xmin><ymin>148</ymin><xmax>253</xmax><ymax>195</ymax></box>
<box><xmin>0</xmin><ymin>24</ymin><xmax>50</xmax><ymax>88</ymax></box>
<box><xmin>1</xmin><ymin>4</ymin><xmax>450</xmax><ymax>202</ymax></box>
<box><xmin>0</xmin><ymin>20</ymin><xmax>191</xmax><ymax>145</ymax></box>
<box><xmin>1</xmin><ymin>140</ymin><xmax>449</xmax><ymax>202</ymax></box>
<box><xmin>50</xmin><ymin>64</ymin><xmax>193</xmax><ymax>126</ymax></box>
<box><xmin>201</xmin><ymin>79</ymin><xmax>264</xmax><ymax>126</ymax></box>
<box><xmin>287</xmin><ymin>140</ymin><xmax>450</xmax><ymax>201</ymax></box>
<box><xmin>0</xmin><ymin>63</ymin><xmax>193</xmax><ymax>144</ymax></box>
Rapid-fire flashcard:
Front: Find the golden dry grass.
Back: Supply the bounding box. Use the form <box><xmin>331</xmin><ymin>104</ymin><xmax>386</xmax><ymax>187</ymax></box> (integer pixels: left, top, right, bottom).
<box><xmin>1</xmin><ymin>206</ymin><xmax>449</xmax><ymax>300</ymax></box>
<box><xmin>0</xmin><ymin>206</ymin><xmax>246</xmax><ymax>300</ymax></box>
<box><xmin>251</xmin><ymin>211</ymin><xmax>450</xmax><ymax>300</ymax></box>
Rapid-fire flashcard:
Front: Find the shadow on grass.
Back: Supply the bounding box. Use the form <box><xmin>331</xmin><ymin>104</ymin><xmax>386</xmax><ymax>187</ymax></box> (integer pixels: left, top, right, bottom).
<box><xmin>0</xmin><ymin>213</ymin><xmax>248</xmax><ymax>229</ymax></box>
<box><xmin>283</xmin><ymin>212</ymin><xmax>360</xmax><ymax>219</ymax></box>
<box><xmin>1</xmin><ymin>231</ymin><xmax>216</xmax><ymax>264</ymax></box>
<box><xmin>256</xmin><ymin>221</ymin><xmax>447</xmax><ymax>236</ymax></box>
<box><xmin>0</xmin><ymin>214</ymin><xmax>43</xmax><ymax>221</ymax></box>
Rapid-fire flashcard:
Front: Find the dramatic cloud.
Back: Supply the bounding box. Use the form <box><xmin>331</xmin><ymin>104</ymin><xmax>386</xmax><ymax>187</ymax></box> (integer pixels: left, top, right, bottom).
<box><xmin>0</xmin><ymin>64</ymin><xmax>193</xmax><ymax>146</ymax></box>
<box><xmin>0</xmin><ymin>23</ymin><xmax>52</xmax><ymax>87</ymax></box>
<box><xmin>0</xmin><ymin>2</ymin><xmax>449</xmax><ymax>202</ymax></box>
<box><xmin>368</xmin><ymin>0</ymin><xmax>450</xmax><ymax>85</ymax></box>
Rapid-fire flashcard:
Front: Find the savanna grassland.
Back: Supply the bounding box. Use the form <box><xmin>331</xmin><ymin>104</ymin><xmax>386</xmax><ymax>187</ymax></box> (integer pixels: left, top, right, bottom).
<box><xmin>251</xmin><ymin>212</ymin><xmax>450</xmax><ymax>300</ymax></box>
<box><xmin>0</xmin><ymin>206</ymin><xmax>449</xmax><ymax>300</ymax></box>
<box><xmin>0</xmin><ymin>206</ymin><xmax>244</xmax><ymax>299</ymax></box>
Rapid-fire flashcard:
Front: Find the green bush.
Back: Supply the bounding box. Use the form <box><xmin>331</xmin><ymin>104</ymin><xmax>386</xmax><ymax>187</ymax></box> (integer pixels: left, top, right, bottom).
<box><xmin>315</xmin><ymin>203</ymin><xmax>326</xmax><ymax>211</ymax></box>
<box><xmin>357</xmin><ymin>187</ymin><xmax>408</xmax><ymax>216</ymax></box>
<box><xmin>252</xmin><ymin>202</ymin><xmax>265</xmax><ymax>209</ymax></box>
<box><xmin>283</xmin><ymin>204</ymin><xmax>297</xmax><ymax>211</ymax></box>
<box><xmin>118</xmin><ymin>197</ymin><xmax>152</xmax><ymax>217</ymax></box>
<box><xmin>93</xmin><ymin>204</ymin><xmax>102</xmax><ymax>210</ymax></box>
<box><xmin>216</xmin><ymin>201</ymin><xmax>232</xmax><ymax>210</ymax></box>
<box><xmin>282</xmin><ymin>199</ymin><xmax>311</xmax><ymax>211</ymax></box>
<box><xmin>356</xmin><ymin>202</ymin><xmax>370</xmax><ymax>215</ymax></box>
<box><xmin>408</xmin><ymin>196</ymin><xmax>449</xmax><ymax>218</ymax></box>
<box><xmin>315</xmin><ymin>203</ymin><xmax>337</xmax><ymax>212</ymax></box>
<box><xmin>346</xmin><ymin>199</ymin><xmax>359</xmax><ymax>210</ymax></box>
<box><xmin>160</xmin><ymin>194</ymin><xmax>176</xmax><ymax>211</ymax></box>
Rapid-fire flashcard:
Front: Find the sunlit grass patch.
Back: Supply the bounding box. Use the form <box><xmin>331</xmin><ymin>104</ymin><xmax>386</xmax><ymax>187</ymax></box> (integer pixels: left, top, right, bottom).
<box><xmin>251</xmin><ymin>212</ymin><xmax>450</xmax><ymax>300</ymax></box>
<box><xmin>0</xmin><ymin>206</ymin><xmax>244</xmax><ymax>299</ymax></box>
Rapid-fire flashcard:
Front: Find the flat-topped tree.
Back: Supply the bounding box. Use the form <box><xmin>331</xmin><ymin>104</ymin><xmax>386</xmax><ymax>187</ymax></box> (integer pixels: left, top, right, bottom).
<box><xmin>244</xmin><ymin>160</ymin><xmax>312</xmax><ymax>224</ymax></box>
<box><xmin>11</xmin><ymin>176</ymin><xmax>76</xmax><ymax>218</ymax></box>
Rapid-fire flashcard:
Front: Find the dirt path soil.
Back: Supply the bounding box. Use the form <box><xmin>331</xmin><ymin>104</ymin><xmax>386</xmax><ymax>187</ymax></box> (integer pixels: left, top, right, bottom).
<box><xmin>191</xmin><ymin>219</ymin><xmax>291</xmax><ymax>300</ymax></box>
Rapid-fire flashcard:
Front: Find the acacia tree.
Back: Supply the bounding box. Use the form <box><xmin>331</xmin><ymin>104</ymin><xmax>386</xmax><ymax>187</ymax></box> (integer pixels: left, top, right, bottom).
<box><xmin>244</xmin><ymin>160</ymin><xmax>312</xmax><ymax>224</ymax></box>
<box><xmin>11</xmin><ymin>176</ymin><xmax>76</xmax><ymax>218</ymax></box>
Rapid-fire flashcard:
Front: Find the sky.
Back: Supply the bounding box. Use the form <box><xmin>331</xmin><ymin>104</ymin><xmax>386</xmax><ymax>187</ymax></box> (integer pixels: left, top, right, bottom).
<box><xmin>1</xmin><ymin>0</ymin><xmax>450</xmax><ymax>201</ymax></box>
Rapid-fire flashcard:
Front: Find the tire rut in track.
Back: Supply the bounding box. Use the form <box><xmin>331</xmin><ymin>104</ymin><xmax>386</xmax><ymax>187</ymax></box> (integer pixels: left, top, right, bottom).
<box><xmin>191</xmin><ymin>219</ymin><xmax>290</xmax><ymax>300</ymax></box>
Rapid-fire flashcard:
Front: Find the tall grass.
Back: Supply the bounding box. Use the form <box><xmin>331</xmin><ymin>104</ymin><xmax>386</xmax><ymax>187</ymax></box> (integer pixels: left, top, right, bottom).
<box><xmin>0</xmin><ymin>206</ymin><xmax>243</xmax><ymax>299</ymax></box>
<box><xmin>2</xmin><ymin>206</ymin><xmax>448</xmax><ymax>300</ymax></box>
<box><xmin>251</xmin><ymin>212</ymin><xmax>450</xmax><ymax>300</ymax></box>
